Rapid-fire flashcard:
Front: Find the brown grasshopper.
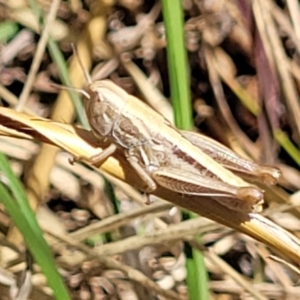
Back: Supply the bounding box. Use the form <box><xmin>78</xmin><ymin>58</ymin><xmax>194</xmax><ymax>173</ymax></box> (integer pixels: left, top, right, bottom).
<box><xmin>67</xmin><ymin>53</ymin><xmax>280</xmax><ymax>213</ymax></box>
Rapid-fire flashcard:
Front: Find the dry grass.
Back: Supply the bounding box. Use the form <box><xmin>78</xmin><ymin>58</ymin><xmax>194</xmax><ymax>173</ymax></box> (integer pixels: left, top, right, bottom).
<box><xmin>0</xmin><ymin>0</ymin><xmax>300</xmax><ymax>299</ymax></box>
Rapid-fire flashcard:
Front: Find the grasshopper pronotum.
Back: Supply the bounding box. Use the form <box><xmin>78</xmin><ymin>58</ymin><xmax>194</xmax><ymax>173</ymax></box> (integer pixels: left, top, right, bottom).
<box><xmin>66</xmin><ymin>48</ymin><xmax>280</xmax><ymax>213</ymax></box>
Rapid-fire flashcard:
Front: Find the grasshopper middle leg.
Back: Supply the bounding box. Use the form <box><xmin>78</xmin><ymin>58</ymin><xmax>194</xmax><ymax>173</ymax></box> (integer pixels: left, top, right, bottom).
<box><xmin>125</xmin><ymin>147</ymin><xmax>157</xmax><ymax>205</ymax></box>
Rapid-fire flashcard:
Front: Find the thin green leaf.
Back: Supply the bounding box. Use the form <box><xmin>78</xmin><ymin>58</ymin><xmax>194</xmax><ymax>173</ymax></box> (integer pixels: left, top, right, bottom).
<box><xmin>0</xmin><ymin>153</ymin><xmax>70</xmax><ymax>300</ymax></box>
<box><xmin>0</xmin><ymin>22</ymin><xmax>19</xmax><ymax>43</ymax></box>
<box><xmin>47</xmin><ymin>38</ymin><xmax>90</xmax><ymax>128</ymax></box>
<box><xmin>161</xmin><ymin>1</ymin><xmax>209</xmax><ymax>299</ymax></box>
<box><xmin>161</xmin><ymin>0</ymin><xmax>193</xmax><ymax>130</ymax></box>
<box><xmin>274</xmin><ymin>129</ymin><xmax>300</xmax><ymax>166</ymax></box>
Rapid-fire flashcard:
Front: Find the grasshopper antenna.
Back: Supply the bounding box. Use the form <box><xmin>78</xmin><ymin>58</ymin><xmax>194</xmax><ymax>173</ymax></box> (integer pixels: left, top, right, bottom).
<box><xmin>50</xmin><ymin>83</ymin><xmax>91</xmax><ymax>99</ymax></box>
<box><xmin>71</xmin><ymin>43</ymin><xmax>92</xmax><ymax>85</ymax></box>
<box><xmin>50</xmin><ymin>43</ymin><xmax>93</xmax><ymax>99</ymax></box>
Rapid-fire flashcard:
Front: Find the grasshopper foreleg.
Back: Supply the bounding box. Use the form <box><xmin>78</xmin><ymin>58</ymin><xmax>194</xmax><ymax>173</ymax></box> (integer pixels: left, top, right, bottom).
<box><xmin>69</xmin><ymin>143</ymin><xmax>117</xmax><ymax>166</ymax></box>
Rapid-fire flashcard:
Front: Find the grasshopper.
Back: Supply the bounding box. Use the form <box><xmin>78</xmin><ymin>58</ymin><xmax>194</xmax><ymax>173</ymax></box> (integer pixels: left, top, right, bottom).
<box><xmin>67</xmin><ymin>52</ymin><xmax>280</xmax><ymax>213</ymax></box>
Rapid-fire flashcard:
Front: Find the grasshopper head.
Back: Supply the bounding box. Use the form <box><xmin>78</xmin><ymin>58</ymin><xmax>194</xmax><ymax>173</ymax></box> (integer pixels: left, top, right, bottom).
<box><xmin>84</xmin><ymin>80</ymin><xmax>128</xmax><ymax>138</ymax></box>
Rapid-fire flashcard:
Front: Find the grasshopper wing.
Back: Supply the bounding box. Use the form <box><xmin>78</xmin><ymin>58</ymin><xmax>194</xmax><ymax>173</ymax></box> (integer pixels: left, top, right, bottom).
<box><xmin>181</xmin><ymin>131</ymin><xmax>281</xmax><ymax>185</ymax></box>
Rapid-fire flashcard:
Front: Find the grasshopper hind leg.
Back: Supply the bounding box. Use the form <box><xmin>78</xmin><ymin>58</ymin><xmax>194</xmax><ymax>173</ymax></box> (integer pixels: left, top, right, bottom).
<box><xmin>151</xmin><ymin>166</ymin><xmax>264</xmax><ymax>212</ymax></box>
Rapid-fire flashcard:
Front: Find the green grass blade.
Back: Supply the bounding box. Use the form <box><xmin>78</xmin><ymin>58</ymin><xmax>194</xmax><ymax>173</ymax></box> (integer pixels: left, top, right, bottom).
<box><xmin>47</xmin><ymin>38</ymin><xmax>90</xmax><ymax>128</ymax></box>
<box><xmin>0</xmin><ymin>22</ymin><xmax>19</xmax><ymax>43</ymax></box>
<box><xmin>161</xmin><ymin>0</ymin><xmax>193</xmax><ymax>130</ymax></box>
<box><xmin>185</xmin><ymin>241</ymin><xmax>209</xmax><ymax>300</ymax></box>
<box><xmin>0</xmin><ymin>153</ymin><xmax>70</xmax><ymax>300</ymax></box>
<box><xmin>274</xmin><ymin>129</ymin><xmax>300</xmax><ymax>166</ymax></box>
<box><xmin>161</xmin><ymin>1</ymin><xmax>209</xmax><ymax>299</ymax></box>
